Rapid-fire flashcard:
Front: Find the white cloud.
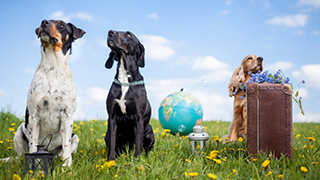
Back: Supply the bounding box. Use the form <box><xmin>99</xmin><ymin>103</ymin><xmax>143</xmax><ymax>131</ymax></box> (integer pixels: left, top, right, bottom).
<box><xmin>220</xmin><ymin>10</ymin><xmax>229</xmax><ymax>15</ymax></box>
<box><xmin>267</xmin><ymin>14</ymin><xmax>308</xmax><ymax>28</ymax></box>
<box><xmin>0</xmin><ymin>88</ymin><xmax>7</xmax><ymax>96</ymax></box>
<box><xmin>140</xmin><ymin>35</ymin><xmax>175</xmax><ymax>61</ymax></box>
<box><xmin>70</xmin><ymin>38</ymin><xmax>87</xmax><ymax>62</ymax></box>
<box><xmin>25</xmin><ymin>68</ymin><xmax>35</xmax><ymax>74</ymax></box>
<box><xmin>147</xmin><ymin>13</ymin><xmax>159</xmax><ymax>19</ymax></box>
<box><xmin>295</xmin><ymin>112</ymin><xmax>320</xmax><ymax>122</ymax></box>
<box><xmin>88</xmin><ymin>87</ymin><xmax>108</xmax><ymax>103</ymax></box>
<box><xmin>312</xmin><ymin>30</ymin><xmax>320</xmax><ymax>35</ymax></box>
<box><xmin>50</xmin><ymin>11</ymin><xmax>93</xmax><ymax>22</ymax></box>
<box><xmin>292</xmin><ymin>64</ymin><xmax>320</xmax><ymax>90</ymax></box>
<box><xmin>267</xmin><ymin>61</ymin><xmax>294</xmax><ymax>72</ymax></box>
<box><xmin>226</xmin><ymin>0</ymin><xmax>233</xmax><ymax>6</ymax></box>
<box><xmin>192</xmin><ymin>56</ymin><xmax>230</xmax><ymax>71</ymax></box>
<box><xmin>297</xmin><ymin>0</ymin><xmax>320</xmax><ymax>9</ymax></box>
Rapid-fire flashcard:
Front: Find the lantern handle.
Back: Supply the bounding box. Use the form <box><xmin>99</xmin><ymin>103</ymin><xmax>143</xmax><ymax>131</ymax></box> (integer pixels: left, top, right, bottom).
<box><xmin>40</xmin><ymin>134</ymin><xmax>53</xmax><ymax>151</ymax></box>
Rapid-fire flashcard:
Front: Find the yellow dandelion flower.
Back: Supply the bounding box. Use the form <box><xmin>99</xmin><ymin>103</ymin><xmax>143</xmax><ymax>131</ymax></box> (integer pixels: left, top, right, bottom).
<box><xmin>161</xmin><ymin>132</ymin><xmax>166</xmax><ymax>138</ymax></box>
<box><xmin>13</xmin><ymin>174</ymin><xmax>21</xmax><ymax>180</ymax></box>
<box><xmin>214</xmin><ymin>137</ymin><xmax>222</xmax><ymax>143</ymax></box>
<box><xmin>164</xmin><ymin>129</ymin><xmax>171</xmax><ymax>133</ymax></box>
<box><xmin>253</xmin><ymin>158</ymin><xmax>259</xmax><ymax>161</ymax></box>
<box><xmin>90</xmin><ymin>128</ymin><xmax>94</xmax><ymax>132</ymax></box>
<box><xmin>39</xmin><ymin>170</ymin><xmax>45</xmax><ymax>178</ymax></box>
<box><xmin>28</xmin><ymin>170</ymin><xmax>33</xmax><ymax>174</ymax></box>
<box><xmin>265</xmin><ymin>171</ymin><xmax>272</xmax><ymax>177</ymax></box>
<box><xmin>213</xmin><ymin>159</ymin><xmax>222</xmax><ymax>164</ymax></box>
<box><xmin>233</xmin><ymin>169</ymin><xmax>237</xmax><ymax>174</ymax></box>
<box><xmin>154</xmin><ymin>129</ymin><xmax>158</xmax><ymax>133</ymax></box>
<box><xmin>80</xmin><ymin>122</ymin><xmax>84</xmax><ymax>125</ymax></box>
<box><xmin>208</xmin><ymin>173</ymin><xmax>217</xmax><ymax>179</ymax></box>
<box><xmin>7</xmin><ymin>147</ymin><xmax>13</xmax><ymax>150</ymax></box>
<box><xmin>295</xmin><ymin>134</ymin><xmax>300</xmax><ymax>138</ymax></box>
<box><xmin>222</xmin><ymin>158</ymin><xmax>227</xmax><ymax>162</ymax></box>
<box><xmin>91</xmin><ymin>119</ymin><xmax>96</xmax><ymax>122</ymax></box>
<box><xmin>189</xmin><ymin>172</ymin><xmax>198</xmax><ymax>177</ymax></box>
<box><xmin>104</xmin><ymin>122</ymin><xmax>107</xmax><ymax>126</ymax></box>
<box><xmin>80</xmin><ymin>150</ymin><xmax>83</xmax><ymax>153</ymax></box>
<box><xmin>185</xmin><ymin>159</ymin><xmax>191</xmax><ymax>163</ymax></box>
<box><xmin>300</xmin><ymin>166</ymin><xmax>308</xmax><ymax>172</ymax></box>
<box><xmin>0</xmin><ymin>141</ymin><xmax>3</xmax><ymax>143</ymax></box>
<box><xmin>106</xmin><ymin>160</ymin><xmax>116</xmax><ymax>168</ymax></box>
<box><xmin>11</xmin><ymin>123</ymin><xmax>15</xmax><ymax>126</ymax></box>
<box><xmin>312</xmin><ymin>162</ymin><xmax>319</xmax><ymax>165</ymax></box>
<box><xmin>307</xmin><ymin>137</ymin><xmax>315</xmax><ymax>141</ymax></box>
<box><xmin>97</xmin><ymin>139</ymin><xmax>102</xmax><ymax>143</ymax></box>
<box><xmin>225</xmin><ymin>137</ymin><xmax>229</xmax><ymax>140</ymax></box>
<box><xmin>197</xmin><ymin>144</ymin><xmax>201</xmax><ymax>149</ymax></box>
<box><xmin>209</xmin><ymin>150</ymin><xmax>219</xmax><ymax>158</ymax></box>
<box><xmin>73</xmin><ymin>124</ymin><xmax>78</xmax><ymax>128</ymax></box>
<box><xmin>262</xmin><ymin>159</ymin><xmax>270</xmax><ymax>168</ymax></box>
<box><xmin>95</xmin><ymin>151</ymin><xmax>98</xmax><ymax>155</ymax></box>
<box><xmin>303</xmin><ymin>145</ymin><xmax>307</xmax><ymax>148</ymax></box>
<box><xmin>278</xmin><ymin>174</ymin><xmax>284</xmax><ymax>178</ymax></box>
<box><xmin>7</xmin><ymin>139</ymin><xmax>13</xmax><ymax>143</ymax></box>
<box><xmin>114</xmin><ymin>174</ymin><xmax>118</xmax><ymax>178</ymax></box>
<box><xmin>185</xmin><ymin>171</ymin><xmax>189</xmax><ymax>177</ymax></box>
<box><xmin>174</xmin><ymin>144</ymin><xmax>178</xmax><ymax>148</ymax></box>
<box><xmin>238</xmin><ymin>137</ymin><xmax>243</xmax><ymax>142</ymax></box>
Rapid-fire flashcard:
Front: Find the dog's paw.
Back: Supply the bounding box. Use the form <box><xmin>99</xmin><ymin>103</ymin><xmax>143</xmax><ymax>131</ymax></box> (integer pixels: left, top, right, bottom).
<box><xmin>62</xmin><ymin>156</ymin><xmax>72</xmax><ymax>167</ymax></box>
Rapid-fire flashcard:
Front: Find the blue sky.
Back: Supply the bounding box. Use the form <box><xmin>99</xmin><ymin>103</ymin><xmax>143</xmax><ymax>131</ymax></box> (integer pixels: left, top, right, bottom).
<box><xmin>0</xmin><ymin>0</ymin><xmax>319</xmax><ymax>122</ymax></box>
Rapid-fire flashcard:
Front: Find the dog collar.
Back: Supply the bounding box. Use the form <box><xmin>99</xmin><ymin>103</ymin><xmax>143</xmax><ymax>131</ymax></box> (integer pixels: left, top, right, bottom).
<box><xmin>113</xmin><ymin>79</ymin><xmax>144</xmax><ymax>86</ymax></box>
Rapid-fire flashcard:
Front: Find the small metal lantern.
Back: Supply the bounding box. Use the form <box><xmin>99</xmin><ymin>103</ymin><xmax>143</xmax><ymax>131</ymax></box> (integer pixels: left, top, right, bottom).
<box><xmin>25</xmin><ymin>134</ymin><xmax>54</xmax><ymax>177</ymax></box>
<box><xmin>188</xmin><ymin>125</ymin><xmax>209</xmax><ymax>154</ymax></box>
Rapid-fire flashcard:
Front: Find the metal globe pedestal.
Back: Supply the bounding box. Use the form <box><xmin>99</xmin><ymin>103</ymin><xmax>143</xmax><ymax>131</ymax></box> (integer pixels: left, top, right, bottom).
<box><xmin>188</xmin><ymin>125</ymin><xmax>209</xmax><ymax>154</ymax></box>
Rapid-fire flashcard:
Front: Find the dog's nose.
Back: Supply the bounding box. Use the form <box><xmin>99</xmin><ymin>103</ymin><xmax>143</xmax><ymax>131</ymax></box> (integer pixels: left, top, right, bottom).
<box><xmin>41</xmin><ymin>20</ymin><xmax>50</xmax><ymax>27</ymax></box>
<box><xmin>108</xmin><ymin>30</ymin><xmax>116</xmax><ymax>36</ymax></box>
<box><xmin>257</xmin><ymin>57</ymin><xmax>263</xmax><ymax>62</ymax></box>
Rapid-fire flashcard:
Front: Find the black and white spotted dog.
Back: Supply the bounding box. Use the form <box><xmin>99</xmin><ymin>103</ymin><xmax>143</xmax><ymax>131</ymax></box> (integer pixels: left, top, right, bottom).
<box><xmin>13</xmin><ymin>20</ymin><xmax>85</xmax><ymax>166</ymax></box>
<box><xmin>104</xmin><ymin>30</ymin><xmax>155</xmax><ymax>160</ymax></box>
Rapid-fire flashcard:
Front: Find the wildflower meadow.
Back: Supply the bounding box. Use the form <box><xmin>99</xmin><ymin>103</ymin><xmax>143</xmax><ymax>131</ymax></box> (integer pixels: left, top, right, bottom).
<box><xmin>0</xmin><ymin>110</ymin><xmax>319</xmax><ymax>179</ymax></box>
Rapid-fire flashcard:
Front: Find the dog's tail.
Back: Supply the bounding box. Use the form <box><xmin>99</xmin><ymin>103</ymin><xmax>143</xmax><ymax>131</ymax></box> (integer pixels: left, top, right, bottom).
<box><xmin>0</xmin><ymin>156</ymin><xmax>19</xmax><ymax>162</ymax></box>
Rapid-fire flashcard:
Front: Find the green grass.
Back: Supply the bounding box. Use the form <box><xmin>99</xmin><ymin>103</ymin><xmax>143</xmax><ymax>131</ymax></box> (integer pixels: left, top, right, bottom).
<box><xmin>0</xmin><ymin>110</ymin><xmax>319</xmax><ymax>180</ymax></box>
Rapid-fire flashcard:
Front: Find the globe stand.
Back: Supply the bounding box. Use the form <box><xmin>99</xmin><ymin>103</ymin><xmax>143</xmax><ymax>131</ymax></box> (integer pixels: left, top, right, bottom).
<box><xmin>188</xmin><ymin>125</ymin><xmax>209</xmax><ymax>154</ymax></box>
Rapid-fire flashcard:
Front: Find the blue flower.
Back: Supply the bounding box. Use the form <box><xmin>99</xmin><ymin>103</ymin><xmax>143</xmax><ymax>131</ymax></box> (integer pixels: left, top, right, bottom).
<box><xmin>233</xmin><ymin>92</ymin><xmax>236</xmax><ymax>95</ymax></box>
<box><xmin>240</xmin><ymin>96</ymin><xmax>244</xmax><ymax>100</ymax></box>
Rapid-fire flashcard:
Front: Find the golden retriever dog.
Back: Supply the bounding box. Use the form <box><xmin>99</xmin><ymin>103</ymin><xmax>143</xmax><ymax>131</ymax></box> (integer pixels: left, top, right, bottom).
<box><xmin>225</xmin><ymin>55</ymin><xmax>263</xmax><ymax>142</ymax></box>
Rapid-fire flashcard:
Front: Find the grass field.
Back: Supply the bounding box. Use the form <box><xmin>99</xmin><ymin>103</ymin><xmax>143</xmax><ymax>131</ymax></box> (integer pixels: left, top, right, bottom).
<box><xmin>0</xmin><ymin>110</ymin><xmax>319</xmax><ymax>180</ymax></box>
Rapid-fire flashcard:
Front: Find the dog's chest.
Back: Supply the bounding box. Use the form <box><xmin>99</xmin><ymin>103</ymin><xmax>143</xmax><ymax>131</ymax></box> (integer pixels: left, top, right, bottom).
<box><xmin>28</xmin><ymin>50</ymin><xmax>76</xmax><ymax>128</ymax></box>
<box><xmin>116</xmin><ymin>57</ymin><xmax>130</xmax><ymax>114</ymax></box>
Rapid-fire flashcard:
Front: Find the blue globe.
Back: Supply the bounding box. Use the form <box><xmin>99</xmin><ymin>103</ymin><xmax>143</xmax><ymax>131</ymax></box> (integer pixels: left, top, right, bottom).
<box><xmin>158</xmin><ymin>90</ymin><xmax>203</xmax><ymax>135</ymax></box>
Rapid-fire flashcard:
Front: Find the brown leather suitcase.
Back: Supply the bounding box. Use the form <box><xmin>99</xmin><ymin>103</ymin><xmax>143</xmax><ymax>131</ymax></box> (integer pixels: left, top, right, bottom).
<box><xmin>246</xmin><ymin>82</ymin><xmax>293</xmax><ymax>159</ymax></box>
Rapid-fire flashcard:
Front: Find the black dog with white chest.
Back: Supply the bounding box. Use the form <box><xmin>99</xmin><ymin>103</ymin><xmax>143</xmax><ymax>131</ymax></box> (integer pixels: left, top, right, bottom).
<box><xmin>104</xmin><ymin>30</ymin><xmax>155</xmax><ymax>160</ymax></box>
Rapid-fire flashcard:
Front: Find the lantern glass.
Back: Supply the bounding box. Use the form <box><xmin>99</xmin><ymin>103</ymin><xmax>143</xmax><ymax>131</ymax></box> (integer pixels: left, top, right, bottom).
<box><xmin>25</xmin><ymin>145</ymin><xmax>54</xmax><ymax>177</ymax></box>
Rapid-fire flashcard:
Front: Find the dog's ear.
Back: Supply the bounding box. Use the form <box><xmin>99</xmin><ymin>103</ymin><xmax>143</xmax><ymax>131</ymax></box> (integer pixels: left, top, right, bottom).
<box><xmin>68</xmin><ymin>23</ymin><xmax>86</xmax><ymax>40</ymax></box>
<box><xmin>35</xmin><ymin>27</ymin><xmax>40</xmax><ymax>38</ymax></box>
<box><xmin>105</xmin><ymin>51</ymin><xmax>116</xmax><ymax>69</ymax></box>
<box><xmin>137</xmin><ymin>43</ymin><xmax>145</xmax><ymax>68</ymax></box>
<box><xmin>228</xmin><ymin>66</ymin><xmax>245</xmax><ymax>97</ymax></box>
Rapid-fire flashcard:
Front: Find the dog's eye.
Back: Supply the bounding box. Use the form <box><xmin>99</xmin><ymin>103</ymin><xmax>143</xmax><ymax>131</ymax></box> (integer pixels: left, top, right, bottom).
<box><xmin>247</xmin><ymin>57</ymin><xmax>253</xmax><ymax>60</ymax></box>
<box><xmin>59</xmin><ymin>23</ymin><xmax>64</xmax><ymax>28</ymax></box>
<box><xmin>126</xmin><ymin>32</ymin><xmax>131</xmax><ymax>38</ymax></box>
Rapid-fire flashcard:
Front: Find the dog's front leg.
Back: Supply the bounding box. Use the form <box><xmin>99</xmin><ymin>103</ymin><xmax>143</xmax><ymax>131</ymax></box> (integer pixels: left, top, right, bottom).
<box><xmin>27</xmin><ymin>114</ymin><xmax>40</xmax><ymax>153</ymax></box>
<box><xmin>60</xmin><ymin>113</ymin><xmax>73</xmax><ymax>166</ymax></box>
<box><xmin>107</xmin><ymin>116</ymin><xmax>117</xmax><ymax>161</ymax></box>
<box><xmin>134</xmin><ymin>119</ymin><xmax>144</xmax><ymax>157</ymax></box>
